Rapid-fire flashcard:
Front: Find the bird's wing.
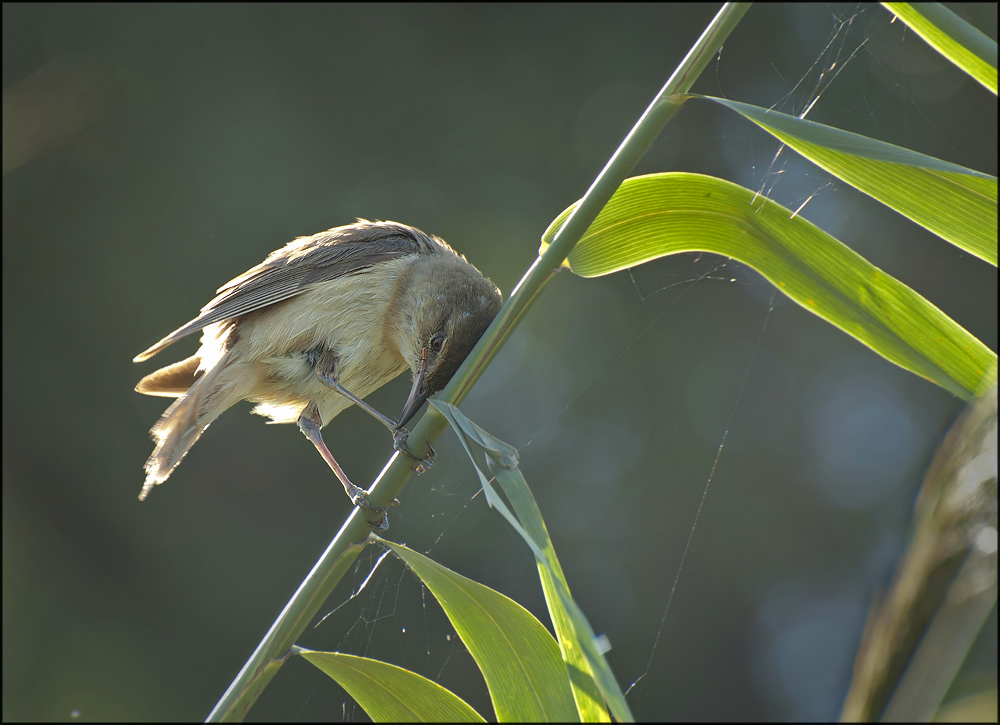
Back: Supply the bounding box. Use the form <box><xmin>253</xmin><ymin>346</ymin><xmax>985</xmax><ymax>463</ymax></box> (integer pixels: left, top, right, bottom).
<box><xmin>134</xmin><ymin>221</ymin><xmax>442</xmax><ymax>361</ymax></box>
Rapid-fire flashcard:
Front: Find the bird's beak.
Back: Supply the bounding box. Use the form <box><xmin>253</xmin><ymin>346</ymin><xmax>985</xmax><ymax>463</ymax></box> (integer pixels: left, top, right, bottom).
<box><xmin>397</xmin><ymin>347</ymin><xmax>431</xmax><ymax>430</ymax></box>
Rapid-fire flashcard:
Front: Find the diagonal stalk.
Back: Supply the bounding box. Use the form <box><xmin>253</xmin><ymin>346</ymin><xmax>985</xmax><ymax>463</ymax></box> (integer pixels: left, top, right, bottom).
<box><xmin>206</xmin><ymin>4</ymin><xmax>750</xmax><ymax>721</ymax></box>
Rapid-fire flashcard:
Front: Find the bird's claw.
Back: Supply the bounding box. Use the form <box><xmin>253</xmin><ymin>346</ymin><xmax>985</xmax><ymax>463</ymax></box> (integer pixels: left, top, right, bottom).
<box><xmin>349</xmin><ymin>487</ymin><xmax>385</xmax><ymax>514</ymax></box>
<box><xmin>348</xmin><ymin>488</ymin><xmax>394</xmax><ymax>530</ymax></box>
<box><xmin>392</xmin><ymin>426</ymin><xmax>411</xmax><ymax>451</ymax></box>
<box><xmin>393</xmin><ymin>428</ymin><xmax>436</xmax><ymax>474</ymax></box>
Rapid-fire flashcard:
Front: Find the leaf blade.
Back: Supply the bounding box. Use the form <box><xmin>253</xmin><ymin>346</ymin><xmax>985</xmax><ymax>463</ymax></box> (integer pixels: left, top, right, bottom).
<box><xmin>381</xmin><ymin>540</ymin><xmax>580</xmax><ymax>723</ymax></box>
<box><xmin>540</xmin><ymin>172</ymin><xmax>996</xmax><ymax>399</ymax></box>
<box><xmin>297</xmin><ymin>649</ymin><xmax>486</xmax><ymax>723</ymax></box>
<box><xmin>701</xmin><ymin>97</ymin><xmax>997</xmax><ymax>265</ymax></box>
<box><xmin>883</xmin><ymin>2</ymin><xmax>998</xmax><ymax>94</ymax></box>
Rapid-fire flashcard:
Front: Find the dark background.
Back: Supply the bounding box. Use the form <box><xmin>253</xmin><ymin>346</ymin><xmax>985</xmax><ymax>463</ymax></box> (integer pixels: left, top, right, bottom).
<box><xmin>3</xmin><ymin>3</ymin><xmax>996</xmax><ymax>721</ymax></box>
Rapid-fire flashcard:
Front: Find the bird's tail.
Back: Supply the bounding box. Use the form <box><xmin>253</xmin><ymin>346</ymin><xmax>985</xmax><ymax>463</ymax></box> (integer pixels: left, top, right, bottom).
<box><xmin>138</xmin><ymin>351</ymin><xmax>237</xmax><ymax>500</ymax></box>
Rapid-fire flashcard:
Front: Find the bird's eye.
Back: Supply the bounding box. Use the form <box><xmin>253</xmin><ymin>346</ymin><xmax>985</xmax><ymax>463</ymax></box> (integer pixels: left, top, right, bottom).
<box><xmin>430</xmin><ymin>335</ymin><xmax>445</xmax><ymax>353</ymax></box>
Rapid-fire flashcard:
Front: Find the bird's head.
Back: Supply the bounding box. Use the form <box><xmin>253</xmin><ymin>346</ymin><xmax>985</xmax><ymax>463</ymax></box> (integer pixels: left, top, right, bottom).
<box><xmin>389</xmin><ymin>253</ymin><xmax>502</xmax><ymax>429</ymax></box>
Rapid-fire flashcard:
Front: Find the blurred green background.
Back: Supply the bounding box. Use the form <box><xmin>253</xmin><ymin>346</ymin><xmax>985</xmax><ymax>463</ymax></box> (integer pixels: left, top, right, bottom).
<box><xmin>3</xmin><ymin>3</ymin><xmax>996</xmax><ymax>721</ymax></box>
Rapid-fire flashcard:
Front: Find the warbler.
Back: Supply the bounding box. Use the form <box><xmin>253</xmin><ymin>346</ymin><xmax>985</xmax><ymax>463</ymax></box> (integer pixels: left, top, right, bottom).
<box><xmin>134</xmin><ymin>219</ymin><xmax>501</xmax><ymax>512</ymax></box>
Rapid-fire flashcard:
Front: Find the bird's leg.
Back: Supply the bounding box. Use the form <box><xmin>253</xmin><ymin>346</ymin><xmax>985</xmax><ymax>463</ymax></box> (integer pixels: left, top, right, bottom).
<box><xmin>312</xmin><ymin>347</ymin><xmax>399</xmax><ymax>431</ymax></box>
<box><xmin>297</xmin><ymin>401</ymin><xmax>389</xmax><ymax>529</ymax></box>
<box><xmin>313</xmin><ymin>346</ymin><xmax>434</xmax><ymax>474</ymax></box>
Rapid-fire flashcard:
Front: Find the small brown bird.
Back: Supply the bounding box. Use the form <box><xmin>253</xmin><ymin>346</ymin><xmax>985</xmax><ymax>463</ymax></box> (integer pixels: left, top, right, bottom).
<box><xmin>134</xmin><ymin>219</ymin><xmax>501</xmax><ymax>511</ymax></box>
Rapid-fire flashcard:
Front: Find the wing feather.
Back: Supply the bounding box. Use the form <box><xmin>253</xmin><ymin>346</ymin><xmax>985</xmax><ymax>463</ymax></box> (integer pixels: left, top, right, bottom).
<box><xmin>134</xmin><ymin>220</ymin><xmax>444</xmax><ymax>362</ymax></box>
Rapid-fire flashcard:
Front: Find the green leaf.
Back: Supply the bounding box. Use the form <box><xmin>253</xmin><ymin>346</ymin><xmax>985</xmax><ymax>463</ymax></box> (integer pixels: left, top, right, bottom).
<box><xmin>296</xmin><ymin>649</ymin><xmax>485</xmax><ymax>723</ymax></box>
<box><xmin>698</xmin><ymin>97</ymin><xmax>997</xmax><ymax>265</ymax></box>
<box><xmin>380</xmin><ymin>540</ymin><xmax>580</xmax><ymax>723</ymax></box>
<box><xmin>883</xmin><ymin>3</ymin><xmax>998</xmax><ymax>94</ymax></box>
<box><xmin>431</xmin><ymin>400</ymin><xmax>631</xmax><ymax>723</ymax></box>
<box><xmin>540</xmin><ymin>172</ymin><xmax>996</xmax><ymax>400</ymax></box>
<box><xmin>482</xmin><ymin>461</ymin><xmax>624</xmax><ymax>724</ymax></box>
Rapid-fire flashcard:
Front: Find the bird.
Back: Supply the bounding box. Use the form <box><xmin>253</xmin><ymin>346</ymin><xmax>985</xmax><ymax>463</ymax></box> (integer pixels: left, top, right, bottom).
<box><xmin>133</xmin><ymin>219</ymin><xmax>502</xmax><ymax>513</ymax></box>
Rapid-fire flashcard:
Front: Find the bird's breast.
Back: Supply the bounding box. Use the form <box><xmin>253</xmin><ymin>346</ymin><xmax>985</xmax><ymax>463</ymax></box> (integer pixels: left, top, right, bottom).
<box><xmin>228</xmin><ymin>257</ymin><xmax>416</xmax><ymax>424</ymax></box>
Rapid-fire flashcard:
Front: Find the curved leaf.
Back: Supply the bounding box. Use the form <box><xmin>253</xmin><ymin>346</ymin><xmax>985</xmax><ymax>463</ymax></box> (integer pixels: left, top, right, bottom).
<box><xmin>297</xmin><ymin>649</ymin><xmax>485</xmax><ymax>723</ymax></box>
<box><xmin>883</xmin><ymin>3</ymin><xmax>998</xmax><ymax>94</ymax></box>
<box><xmin>430</xmin><ymin>399</ymin><xmax>624</xmax><ymax>723</ymax></box>
<box><xmin>381</xmin><ymin>540</ymin><xmax>580</xmax><ymax>723</ymax></box>
<box><xmin>699</xmin><ymin>97</ymin><xmax>997</xmax><ymax>265</ymax></box>
<box><xmin>540</xmin><ymin>173</ymin><xmax>996</xmax><ymax>399</ymax></box>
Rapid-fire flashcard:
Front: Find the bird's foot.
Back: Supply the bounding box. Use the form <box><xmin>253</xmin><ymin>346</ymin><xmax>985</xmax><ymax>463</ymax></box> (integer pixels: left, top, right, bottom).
<box><xmin>348</xmin><ymin>485</ymin><xmax>385</xmax><ymax>514</ymax></box>
<box><xmin>347</xmin><ymin>486</ymin><xmax>398</xmax><ymax>531</ymax></box>
<box><xmin>393</xmin><ymin>428</ymin><xmax>436</xmax><ymax>474</ymax></box>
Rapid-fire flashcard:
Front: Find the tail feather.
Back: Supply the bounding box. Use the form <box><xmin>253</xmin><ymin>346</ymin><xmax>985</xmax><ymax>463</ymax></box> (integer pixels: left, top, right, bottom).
<box><xmin>138</xmin><ymin>353</ymin><xmax>235</xmax><ymax>500</ymax></box>
<box><xmin>135</xmin><ymin>354</ymin><xmax>202</xmax><ymax>397</ymax></box>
